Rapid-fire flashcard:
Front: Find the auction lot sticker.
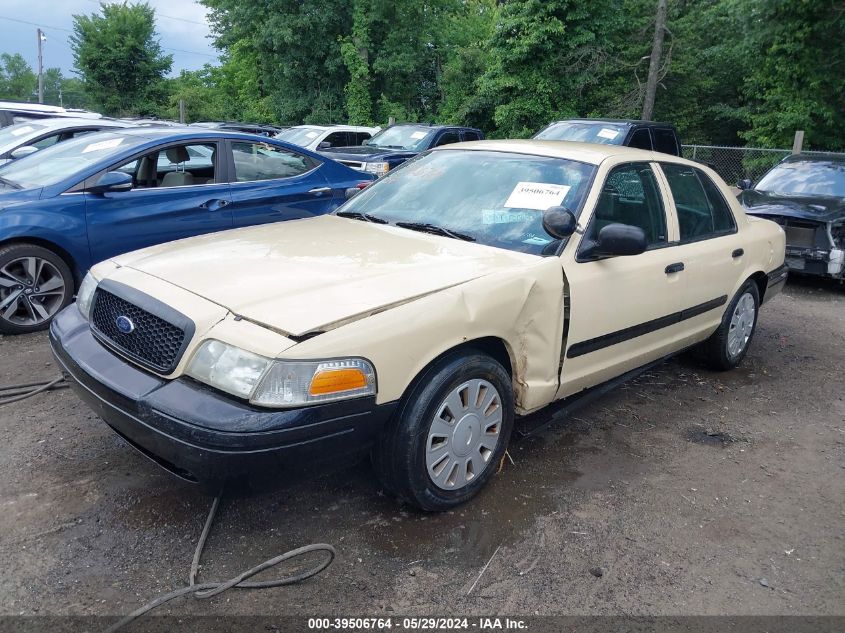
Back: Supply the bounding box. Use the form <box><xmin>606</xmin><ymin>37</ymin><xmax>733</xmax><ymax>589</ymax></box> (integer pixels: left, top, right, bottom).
<box><xmin>504</xmin><ymin>182</ymin><xmax>571</xmax><ymax>211</ymax></box>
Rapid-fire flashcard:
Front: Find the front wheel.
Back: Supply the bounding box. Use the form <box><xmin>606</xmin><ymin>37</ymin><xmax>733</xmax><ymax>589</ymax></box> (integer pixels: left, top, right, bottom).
<box><xmin>0</xmin><ymin>243</ymin><xmax>74</xmax><ymax>335</ymax></box>
<box><xmin>697</xmin><ymin>280</ymin><xmax>760</xmax><ymax>371</ymax></box>
<box><xmin>373</xmin><ymin>351</ymin><xmax>514</xmax><ymax>511</ymax></box>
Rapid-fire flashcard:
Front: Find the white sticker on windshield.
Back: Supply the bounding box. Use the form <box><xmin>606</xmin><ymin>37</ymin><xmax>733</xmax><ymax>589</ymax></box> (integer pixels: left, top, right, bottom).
<box><xmin>504</xmin><ymin>182</ymin><xmax>571</xmax><ymax>211</ymax></box>
<box><xmin>597</xmin><ymin>128</ymin><xmax>619</xmax><ymax>140</ymax></box>
<box><xmin>81</xmin><ymin>137</ymin><xmax>124</xmax><ymax>153</ymax></box>
<box><xmin>10</xmin><ymin>125</ymin><xmax>34</xmax><ymax>136</ymax></box>
<box><xmin>482</xmin><ymin>209</ymin><xmax>535</xmax><ymax>224</ymax></box>
<box><xmin>523</xmin><ymin>235</ymin><xmax>552</xmax><ymax>246</ymax></box>
<box><xmin>410</xmin><ymin>131</ymin><xmax>427</xmax><ymax>139</ymax></box>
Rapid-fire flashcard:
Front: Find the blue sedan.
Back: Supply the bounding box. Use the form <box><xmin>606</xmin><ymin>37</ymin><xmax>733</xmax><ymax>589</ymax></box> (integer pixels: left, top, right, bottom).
<box><xmin>0</xmin><ymin>127</ymin><xmax>374</xmax><ymax>334</ymax></box>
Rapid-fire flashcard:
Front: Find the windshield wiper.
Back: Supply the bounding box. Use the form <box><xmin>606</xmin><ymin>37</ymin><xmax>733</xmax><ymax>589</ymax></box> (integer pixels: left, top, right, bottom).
<box><xmin>0</xmin><ymin>176</ymin><xmax>21</xmax><ymax>190</ymax></box>
<box><xmin>373</xmin><ymin>145</ymin><xmax>406</xmax><ymax>150</ymax></box>
<box><xmin>395</xmin><ymin>221</ymin><xmax>476</xmax><ymax>242</ymax></box>
<box><xmin>335</xmin><ymin>210</ymin><xmax>388</xmax><ymax>224</ymax></box>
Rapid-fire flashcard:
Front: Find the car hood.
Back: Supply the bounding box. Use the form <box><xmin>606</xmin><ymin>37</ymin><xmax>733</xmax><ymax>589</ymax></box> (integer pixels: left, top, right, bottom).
<box><xmin>740</xmin><ymin>189</ymin><xmax>845</xmax><ymax>223</ymax></box>
<box><xmin>319</xmin><ymin>145</ymin><xmax>417</xmax><ymax>162</ymax></box>
<box><xmin>0</xmin><ymin>185</ymin><xmax>43</xmax><ymax>207</ymax></box>
<box><xmin>112</xmin><ymin>215</ymin><xmax>537</xmax><ymax>337</ymax></box>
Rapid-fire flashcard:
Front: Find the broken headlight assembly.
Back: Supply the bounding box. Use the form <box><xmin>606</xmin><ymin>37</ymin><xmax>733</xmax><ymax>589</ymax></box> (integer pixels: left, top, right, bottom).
<box><xmin>186</xmin><ymin>339</ymin><xmax>376</xmax><ymax>407</ymax></box>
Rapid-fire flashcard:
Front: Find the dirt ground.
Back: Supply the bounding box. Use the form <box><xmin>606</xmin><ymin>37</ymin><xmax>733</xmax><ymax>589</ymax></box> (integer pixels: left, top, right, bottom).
<box><xmin>0</xmin><ymin>277</ymin><xmax>843</xmax><ymax>622</ymax></box>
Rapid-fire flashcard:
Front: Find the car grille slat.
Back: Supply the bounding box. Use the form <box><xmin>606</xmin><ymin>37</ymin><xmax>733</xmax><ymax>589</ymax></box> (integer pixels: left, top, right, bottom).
<box><xmin>91</xmin><ymin>290</ymin><xmax>186</xmax><ymax>373</ymax></box>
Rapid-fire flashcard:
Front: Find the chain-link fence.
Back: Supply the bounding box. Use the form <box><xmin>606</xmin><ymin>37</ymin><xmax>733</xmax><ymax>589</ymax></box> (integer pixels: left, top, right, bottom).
<box><xmin>682</xmin><ymin>144</ymin><xmax>845</xmax><ymax>185</ymax></box>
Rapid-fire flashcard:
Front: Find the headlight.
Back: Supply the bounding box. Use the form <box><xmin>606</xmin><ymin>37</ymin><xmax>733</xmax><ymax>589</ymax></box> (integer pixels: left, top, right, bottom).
<box><xmin>364</xmin><ymin>161</ymin><xmax>390</xmax><ymax>175</ymax></box>
<box><xmin>76</xmin><ymin>272</ymin><xmax>99</xmax><ymax>320</ymax></box>
<box><xmin>185</xmin><ymin>340</ymin><xmax>376</xmax><ymax>407</ymax></box>
<box><xmin>251</xmin><ymin>358</ymin><xmax>376</xmax><ymax>407</ymax></box>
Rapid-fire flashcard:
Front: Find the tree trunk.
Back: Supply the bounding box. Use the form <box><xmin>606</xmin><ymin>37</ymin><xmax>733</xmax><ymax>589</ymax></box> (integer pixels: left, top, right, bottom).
<box><xmin>641</xmin><ymin>0</ymin><xmax>667</xmax><ymax>121</ymax></box>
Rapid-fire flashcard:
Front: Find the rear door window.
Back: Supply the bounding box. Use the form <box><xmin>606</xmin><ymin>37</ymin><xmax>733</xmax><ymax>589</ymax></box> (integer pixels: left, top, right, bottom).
<box><xmin>462</xmin><ymin>130</ymin><xmax>481</xmax><ymax>142</ymax></box>
<box><xmin>653</xmin><ymin>128</ymin><xmax>679</xmax><ymax>155</ymax></box>
<box><xmin>433</xmin><ymin>131</ymin><xmax>460</xmax><ymax>147</ymax></box>
<box><xmin>232</xmin><ymin>141</ymin><xmax>315</xmax><ymax>181</ymax></box>
<box><xmin>661</xmin><ymin>164</ymin><xmax>737</xmax><ymax>241</ymax></box>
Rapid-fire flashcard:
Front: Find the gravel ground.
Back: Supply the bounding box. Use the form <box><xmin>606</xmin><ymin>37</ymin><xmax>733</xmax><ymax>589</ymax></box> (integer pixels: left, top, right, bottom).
<box><xmin>0</xmin><ymin>278</ymin><xmax>843</xmax><ymax>622</ymax></box>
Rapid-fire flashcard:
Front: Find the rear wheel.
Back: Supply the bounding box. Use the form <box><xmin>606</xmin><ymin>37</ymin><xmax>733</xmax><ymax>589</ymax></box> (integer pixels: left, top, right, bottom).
<box><xmin>0</xmin><ymin>243</ymin><xmax>74</xmax><ymax>334</ymax></box>
<box><xmin>373</xmin><ymin>351</ymin><xmax>514</xmax><ymax>511</ymax></box>
<box><xmin>697</xmin><ymin>280</ymin><xmax>760</xmax><ymax>371</ymax></box>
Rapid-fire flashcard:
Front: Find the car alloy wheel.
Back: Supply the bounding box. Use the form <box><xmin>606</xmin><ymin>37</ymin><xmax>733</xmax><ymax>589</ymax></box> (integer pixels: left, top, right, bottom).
<box><xmin>0</xmin><ymin>256</ymin><xmax>67</xmax><ymax>327</ymax></box>
<box><xmin>727</xmin><ymin>291</ymin><xmax>756</xmax><ymax>359</ymax></box>
<box><xmin>425</xmin><ymin>378</ymin><xmax>503</xmax><ymax>491</ymax></box>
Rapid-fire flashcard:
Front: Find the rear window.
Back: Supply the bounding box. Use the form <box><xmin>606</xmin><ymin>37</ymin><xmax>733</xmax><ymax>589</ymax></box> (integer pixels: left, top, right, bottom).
<box><xmin>534</xmin><ymin>122</ymin><xmax>628</xmax><ymax>145</ymax></box>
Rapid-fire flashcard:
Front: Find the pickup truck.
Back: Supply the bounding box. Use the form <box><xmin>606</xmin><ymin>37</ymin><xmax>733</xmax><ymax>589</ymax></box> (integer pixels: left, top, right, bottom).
<box><xmin>534</xmin><ymin>118</ymin><xmax>682</xmax><ymax>156</ymax></box>
<box><xmin>51</xmin><ymin>140</ymin><xmax>786</xmax><ymax>511</ymax></box>
<box><xmin>319</xmin><ymin>123</ymin><xmax>484</xmax><ymax>176</ymax></box>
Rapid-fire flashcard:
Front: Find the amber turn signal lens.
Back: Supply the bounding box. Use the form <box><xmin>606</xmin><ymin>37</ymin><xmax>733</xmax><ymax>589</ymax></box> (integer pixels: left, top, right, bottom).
<box><xmin>309</xmin><ymin>368</ymin><xmax>368</xmax><ymax>396</ymax></box>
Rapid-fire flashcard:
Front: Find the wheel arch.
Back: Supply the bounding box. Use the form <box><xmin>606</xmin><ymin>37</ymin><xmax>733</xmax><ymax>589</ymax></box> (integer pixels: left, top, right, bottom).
<box><xmin>0</xmin><ymin>237</ymin><xmax>82</xmax><ymax>290</ymax></box>
<box><xmin>747</xmin><ymin>270</ymin><xmax>768</xmax><ymax>304</ymax></box>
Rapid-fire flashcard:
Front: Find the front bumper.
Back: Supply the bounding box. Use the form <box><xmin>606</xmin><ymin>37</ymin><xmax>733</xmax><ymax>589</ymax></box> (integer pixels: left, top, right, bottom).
<box><xmin>49</xmin><ymin>306</ymin><xmax>396</xmax><ymax>484</ymax></box>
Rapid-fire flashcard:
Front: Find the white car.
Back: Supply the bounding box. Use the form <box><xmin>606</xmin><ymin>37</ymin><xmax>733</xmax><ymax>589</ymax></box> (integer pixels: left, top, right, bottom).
<box><xmin>275</xmin><ymin>125</ymin><xmax>380</xmax><ymax>152</ymax></box>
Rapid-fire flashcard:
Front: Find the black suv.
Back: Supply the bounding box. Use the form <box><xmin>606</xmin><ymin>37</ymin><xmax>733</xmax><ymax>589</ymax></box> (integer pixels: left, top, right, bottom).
<box><xmin>534</xmin><ymin>118</ymin><xmax>682</xmax><ymax>156</ymax></box>
<box><xmin>319</xmin><ymin>123</ymin><xmax>484</xmax><ymax>176</ymax></box>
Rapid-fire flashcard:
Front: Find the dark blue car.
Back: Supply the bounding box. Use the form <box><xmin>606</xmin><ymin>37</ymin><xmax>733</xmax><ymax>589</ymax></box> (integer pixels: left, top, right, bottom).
<box><xmin>0</xmin><ymin>127</ymin><xmax>373</xmax><ymax>334</ymax></box>
<box><xmin>319</xmin><ymin>124</ymin><xmax>484</xmax><ymax>177</ymax></box>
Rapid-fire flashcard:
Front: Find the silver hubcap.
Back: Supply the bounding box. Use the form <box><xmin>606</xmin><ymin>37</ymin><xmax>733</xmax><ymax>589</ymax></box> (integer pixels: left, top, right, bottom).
<box><xmin>0</xmin><ymin>256</ymin><xmax>66</xmax><ymax>326</ymax></box>
<box><xmin>727</xmin><ymin>292</ymin><xmax>756</xmax><ymax>358</ymax></box>
<box><xmin>426</xmin><ymin>378</ymin><xmax>502</xmax><ymax>491</ymax></box>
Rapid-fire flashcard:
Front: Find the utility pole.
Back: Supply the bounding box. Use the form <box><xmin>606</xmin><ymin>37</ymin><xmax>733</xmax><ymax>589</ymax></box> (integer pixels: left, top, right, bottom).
<box><xmin>641</xmin><ymin>0</ymin><xmax>667</xmax><ymax>121</ymax></box>
<box><xmin>37</xmin><ymin>28</ymin><xmax>45</xmax><ymax>104</ymax></box>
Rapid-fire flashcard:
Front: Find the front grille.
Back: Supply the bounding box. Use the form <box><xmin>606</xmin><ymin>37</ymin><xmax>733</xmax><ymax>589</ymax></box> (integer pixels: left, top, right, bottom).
<box><xmin>91</xmin><ymin>289</ymin><xmax>186</xmax><ymax>373</ymax></box>
<box><xmin>784</xmin><ymin>224</ymin><xmax>817</xmax><ymax>249</ymax></box>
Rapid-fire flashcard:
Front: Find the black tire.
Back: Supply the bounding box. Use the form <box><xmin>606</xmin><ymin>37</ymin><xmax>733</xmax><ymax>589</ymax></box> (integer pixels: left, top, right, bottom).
<box><xmin>0</xmin><ymin>243</ymin><xmax>75</xmax><ymax>335</ymax></box>
<box><xmin>373</xmin><ymin>350</ymin><xmax>514</xmax><ymax>511</ymax></box>
<box><xmin>697</xmin><ymin>279</ymin><xmax>760</xmax><ymax>371</ymax></box>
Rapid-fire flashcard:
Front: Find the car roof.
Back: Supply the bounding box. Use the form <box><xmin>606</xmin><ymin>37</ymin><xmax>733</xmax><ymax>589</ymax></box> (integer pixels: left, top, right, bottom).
<box><xmin>388</xmin><ymin>123</ymin><xmax>479</xmax><ymax>131</ymax></box>
<box><xmin>11</xmin><ymin>117</ymin><xmax>129</xmax><ymax>130</ymax></box>
<box><xmin>437</xmin><ymin>139</ymin><xmax>695</xmax><ymax>166</ymax></box>
<box><xmin>783</xmin><ymin>153</ymin><xmax>845</xmax><ymax>164</ymax></box>
<box><xmin>546</xmin><ymin>118</ymin><xmax>676</xmax><ymax>128</ymax></box>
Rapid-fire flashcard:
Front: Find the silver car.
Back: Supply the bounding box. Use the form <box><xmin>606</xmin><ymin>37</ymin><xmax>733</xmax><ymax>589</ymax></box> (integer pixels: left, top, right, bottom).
<box><xmin>0</xmin><ymin>117</ymin><xmax>132</xmax><ymax>166</ymax></box>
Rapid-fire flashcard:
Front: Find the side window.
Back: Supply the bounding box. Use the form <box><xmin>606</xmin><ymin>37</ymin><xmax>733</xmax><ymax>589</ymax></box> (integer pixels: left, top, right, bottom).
<box><xmin>628</xmin><ymin>128</ymin><xmax>653</xmax><ymax>151</ymax></box>
<box><xmin>232</xmin><ymin>141</ymin><xmax>314</xmax><ymax>182</ymax></box>
<box><xmin>433</xmin><ymin>131</ymin><xmax>460</xmax><ymax>147</ymax></box>
<box><xmin>653</xmin><ymin>128</ymin><xmax>678</xmax><ymax>155</ymax></box>
<box><xmin>662</xmin><ymin>164</ymin><xmax>737</xmax><ymax>241</ymax></box>
<box><xmin>112</xmin><ymin>143</ymin><xmax>217</xmax><ymax>189</ymax></box>
<box><xmin>587</xmin><ymin>163</ymin><xmax>667</xmax><ymax>248</ymax></box>
<box><xmin>31</xmin><ymin>133</ymin><xmax>62</xmax><ymax>150</ymax></box>
<box><xmin>323</xmin><ymin>131</ymin><xmax>348</xmax><ymax>148</ymax></box>
<box><xmin>462</xmin><ymin>130</ymin><xmax>481</xmax><ymax>142</ymax></box>
<box><xmin>355</xmin><ymin>132</ymin><xmax>372</xmax><ymax>144</ymax></box>
<box><xmin>68</xmin><ymin>129</ymin><xmax>99</xmax><ymax>140</ymax></box>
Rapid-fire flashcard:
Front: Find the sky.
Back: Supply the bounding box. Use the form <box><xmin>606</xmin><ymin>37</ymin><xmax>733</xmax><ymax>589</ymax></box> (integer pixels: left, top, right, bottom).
<box><xmin>0</xmin><ymin>0</ymin><xmax>220</xmax><ymax>78</ymax></box>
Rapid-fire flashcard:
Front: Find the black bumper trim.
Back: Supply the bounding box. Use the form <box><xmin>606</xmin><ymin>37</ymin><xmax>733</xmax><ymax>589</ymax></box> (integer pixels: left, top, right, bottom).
<box><xmin>764</xmin><ymin>263</ymin><xmax>788</xmax><ymax>303</ymax></box>
<box><xmin>49</xmin><ymin>306</ymin><xmax>396</xmax><ymax>483</ymax></box>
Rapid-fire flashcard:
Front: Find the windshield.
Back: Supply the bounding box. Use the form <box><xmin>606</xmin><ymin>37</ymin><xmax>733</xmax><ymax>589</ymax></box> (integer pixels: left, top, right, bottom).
<box><xmin>0</xmin><ymin>121</ymin><xmax>49</xmax><ymax>154</ymax></box>
<box><xmin>0</xmin><ymin>131</ymin><xmax>148</xmax><ymax>189</ymax></box>
<box><xmin>340</xmin><ymin>149</ymin><xmax>595</xmax><ymax>255</ymax></box>
<box><xmin>365</xmin><ymin>126</ymin><xmax>434</xmax><ymax>151</ymax></box>
<box><xmin>534</xmin><ymin>121</ymin><xmax>628</xmax><ymax>145</ymax></box>
<box><xmin>756</xmin><ymin>160</ymin><xmax>845</xmax><ymax>197</ymax></box>
<box><xmin>275</xmin><ymin>126</ymin><xmax>324</xmax><ymax>146</ymax></box>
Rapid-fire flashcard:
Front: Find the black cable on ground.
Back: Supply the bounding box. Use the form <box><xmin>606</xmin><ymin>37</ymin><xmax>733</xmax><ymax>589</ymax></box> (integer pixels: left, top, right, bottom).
<box><xmin>104</xmin><ymin>492</ymin><xmax>336</xmax><ymax>633</ymax></box>
<box><xmin>0</xmin><ymin>376</ymin><xmax>67</xmax><ymax>406</ymax></box>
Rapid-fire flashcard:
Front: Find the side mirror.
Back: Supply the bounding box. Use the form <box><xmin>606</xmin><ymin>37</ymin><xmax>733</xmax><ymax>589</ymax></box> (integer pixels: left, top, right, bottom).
<box><xmin>542</xmin><ymin>206</ymin><xmax>578</xmax><ymax>239</ymax></box>
<box><xmin>581</xmin><ymin>223</ymin><xmax>647</xmax><ymax>259</ymax></box>
<box><xmin>10</xmin><ymin>145</ymin><xmax>39</xmax><ymax>160</ymax></box>
<box><xmin>317</xmin><ymin>141</ymin><xmax>332</xmax><ymax>150</ymax></box>
<box><xmin>737</xmin><ymin>178</ymin><xmax>753</xmax><ymax>191</ymax></box>
<box><xmin>87</xmin><ymin>171</ymin><xmax>133</xmax><ymax>195</ymax></box>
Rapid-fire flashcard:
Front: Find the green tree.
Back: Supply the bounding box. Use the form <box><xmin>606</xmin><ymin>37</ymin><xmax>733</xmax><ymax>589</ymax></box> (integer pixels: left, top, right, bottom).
<box><xmin>0</xmin><ymin>53</ymin><xmax>36</xmax><ymax>101</ymax></box>
<box><xmin>70</xmin><ymin>2</ymin><xmax>172</xmax><ymax>116</ymax></box>
<box><xmin>476</xmin><ymin>0</ymin><xmax>622</xmax><ymax>137</ymax></box>
<box><xmin>738</xmin><ymin>0</ymin><xmax>845</xmax><ymax>150</ymax></box>
<box><xmin>340</xmin><ymin>0</ymin><xmax>374</xmax><ymax>125</ymax></box>
<box><xmin>42</xmin><ymin>68</ymin><xmax>64</xmax><ymax>106</ymax></box>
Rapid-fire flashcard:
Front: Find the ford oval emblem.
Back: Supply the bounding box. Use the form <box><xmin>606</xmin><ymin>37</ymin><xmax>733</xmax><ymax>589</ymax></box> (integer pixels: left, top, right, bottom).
<box><xmin>115</xmin><ymin>315</ymin><xmax>135</xmax><ymax>334</ymax></box>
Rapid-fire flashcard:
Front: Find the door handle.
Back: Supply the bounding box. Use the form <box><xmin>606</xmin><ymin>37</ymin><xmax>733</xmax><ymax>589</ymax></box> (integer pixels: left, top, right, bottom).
<box><xmin>199</xmin><ymin>198</ymin><xmax>229</xmax><ymax>209</ymax></box>
<box><xmin>732</xmin><ymin>248</ymin><xmax>744</xmax><ymax>258</ymax></box>
<box><xmin>665</xmin><ymin>262</ymin><xmax>685</xmax><ymax>274</ymax></box>
<box><xmin>308</xmin><ymin>187</ymin><xmax>332</xmax><ymax>196</ymax></box>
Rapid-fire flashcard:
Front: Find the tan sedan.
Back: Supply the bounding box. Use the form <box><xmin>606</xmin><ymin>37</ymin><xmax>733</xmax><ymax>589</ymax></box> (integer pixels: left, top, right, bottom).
<box><xmin>50</xmin><ymin>140</ymin><xmax>787</xmax><ymax>510</ymax></box>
